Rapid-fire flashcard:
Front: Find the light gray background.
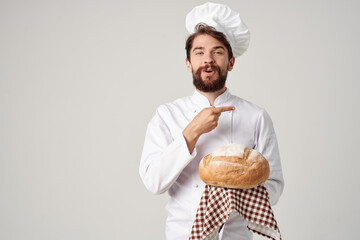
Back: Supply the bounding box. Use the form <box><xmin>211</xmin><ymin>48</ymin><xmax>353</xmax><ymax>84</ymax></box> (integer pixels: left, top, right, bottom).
<box><xmin>1</xmin><ymin>0</ymin><xmax>359</xmax><ymax>239</ymax></box>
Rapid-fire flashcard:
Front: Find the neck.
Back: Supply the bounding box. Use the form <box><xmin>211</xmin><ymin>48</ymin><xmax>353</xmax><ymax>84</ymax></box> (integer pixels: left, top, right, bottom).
<box><xmin>196</xmin><ymin>87</ymin><xmax>227</xmax><ymax>106</ymax></box>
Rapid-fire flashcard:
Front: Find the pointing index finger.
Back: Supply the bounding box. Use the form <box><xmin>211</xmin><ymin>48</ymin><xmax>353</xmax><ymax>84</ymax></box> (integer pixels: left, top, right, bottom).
<box><xmin>214</xmin><ymin>106</ymin><xmax>235</xmax><ymax>113</ymax></box>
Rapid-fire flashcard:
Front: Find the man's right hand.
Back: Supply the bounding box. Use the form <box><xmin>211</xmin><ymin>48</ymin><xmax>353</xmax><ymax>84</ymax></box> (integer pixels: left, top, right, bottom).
<box><xmin>183</xmin><ymin>106</ymin><xmax>235</xmax><ymax>153</ymax></box>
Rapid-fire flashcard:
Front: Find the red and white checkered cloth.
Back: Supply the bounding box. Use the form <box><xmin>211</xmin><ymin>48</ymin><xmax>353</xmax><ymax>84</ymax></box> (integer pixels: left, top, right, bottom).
<box><xmin>189</xmin><ymin>184</ymin><xmax>281</xmax><ymax>240</ymax></box>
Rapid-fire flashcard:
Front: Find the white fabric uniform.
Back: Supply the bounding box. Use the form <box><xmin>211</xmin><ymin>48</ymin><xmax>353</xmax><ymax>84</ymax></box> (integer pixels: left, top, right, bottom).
<box><xmin>139</xmin><ymin>89</ymin><xmax>284</xmax><ymax>240</ymax></box>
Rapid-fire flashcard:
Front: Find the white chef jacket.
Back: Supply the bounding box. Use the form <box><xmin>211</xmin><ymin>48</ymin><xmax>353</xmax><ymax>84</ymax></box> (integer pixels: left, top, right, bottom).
<box><xmin>140</xmin><ymin>89</ymin><xmax>284</xmax><ymax>240</ymax></box>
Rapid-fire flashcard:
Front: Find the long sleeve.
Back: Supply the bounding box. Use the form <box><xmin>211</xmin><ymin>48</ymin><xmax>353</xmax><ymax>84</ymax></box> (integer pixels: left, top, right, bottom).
<box><xmin>139</xmin><ymin>105</ymin><xmax>197</xmax><ymax>195</ymax></box>
<box><xmin>254</xmin><ymin>109</ymin><xmax>284</xmax><ymax>205</ymax></box>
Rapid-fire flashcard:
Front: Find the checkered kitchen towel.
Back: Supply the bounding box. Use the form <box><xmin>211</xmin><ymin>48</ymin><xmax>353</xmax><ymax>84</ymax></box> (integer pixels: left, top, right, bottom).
<box><xmin>189</xmin><ymin>184</ymin><xmax>281</xmax><ymax>240</ymax></box>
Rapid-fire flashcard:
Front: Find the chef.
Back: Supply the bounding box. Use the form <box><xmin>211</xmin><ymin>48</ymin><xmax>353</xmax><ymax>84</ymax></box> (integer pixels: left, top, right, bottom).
<box><xmin>139</xmin><ymin>2</ymin><xmax>284</xmax><ymax>240</ymax></box>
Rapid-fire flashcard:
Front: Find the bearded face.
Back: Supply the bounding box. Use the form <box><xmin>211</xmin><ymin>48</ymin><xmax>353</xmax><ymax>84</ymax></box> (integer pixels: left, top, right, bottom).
<box><xmin>185</xmin><ymin>34</ymin><xmax>235</xmax><ymax>92</ymax></box>
<box><xmin>192</xmin><ymin>63</ymin><xmax>228</xmax><ymax>92</ymax></box>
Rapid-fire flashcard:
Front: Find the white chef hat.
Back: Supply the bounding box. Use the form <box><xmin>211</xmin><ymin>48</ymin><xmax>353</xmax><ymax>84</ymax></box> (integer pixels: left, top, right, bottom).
<box><xmin>185</xmin><ymin>2</ymin><xmax>250</xmax><ymax>58</ymax></box>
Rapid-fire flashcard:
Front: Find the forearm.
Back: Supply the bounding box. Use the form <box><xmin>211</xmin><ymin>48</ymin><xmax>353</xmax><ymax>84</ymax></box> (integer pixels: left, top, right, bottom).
<box><xmin>182</xmin><ymin>123</ymin><xmax>200</xmax><ymax>154</ymax></box>
<box><xmin>264</xmin><ymin>169</ymin><xmax>284</xmax><ymax>205</ymax></box>
<box><xmin>140</xmin><ymin>134</ymin><xmax>196</xmax><ymax>194</ymax></box>
<box><xmin>255</xmin><ymin>110</ymin><xmax>284</xmax><ymax>205</ymax></box>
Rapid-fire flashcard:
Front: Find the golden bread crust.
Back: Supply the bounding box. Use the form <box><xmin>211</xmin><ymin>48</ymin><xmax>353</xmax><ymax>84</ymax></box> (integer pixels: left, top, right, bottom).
<box><xmin>199</xmin><ymin>147</ymin><xmax>270</xmax><ymax>189</ymax></box>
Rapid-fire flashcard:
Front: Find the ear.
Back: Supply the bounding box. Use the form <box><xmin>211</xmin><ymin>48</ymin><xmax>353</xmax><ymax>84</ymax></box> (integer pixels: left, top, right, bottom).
<box><xmin>186</xmin><ymin>58</ymin><xmax>193</xmax><ymax>73</ymax></box>
<box><xmin>227</xmin><ymin>57</ymin><xmax>235</xmax><ymax>71</ymax></box>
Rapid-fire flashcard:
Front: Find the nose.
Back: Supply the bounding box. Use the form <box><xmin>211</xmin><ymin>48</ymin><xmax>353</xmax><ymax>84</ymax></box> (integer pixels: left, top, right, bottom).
<box><xmin>204</xmin><ymin>52</ymin><xmax>215</xmax><ymax>64</ymax></box>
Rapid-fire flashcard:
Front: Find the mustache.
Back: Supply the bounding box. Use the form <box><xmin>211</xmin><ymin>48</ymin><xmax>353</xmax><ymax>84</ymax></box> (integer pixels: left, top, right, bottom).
<box><xmin>197</xmin><ymin>64</ymin><xmax>221</xmax><ymax>72</ymax></box>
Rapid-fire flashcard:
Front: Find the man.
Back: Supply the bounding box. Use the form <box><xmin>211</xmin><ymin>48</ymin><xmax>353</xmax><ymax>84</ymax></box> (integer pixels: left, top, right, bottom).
<box><xmin>139</xmin><ymin>2</ymin><xmax>284</xmax><ymax>240</ymax></box>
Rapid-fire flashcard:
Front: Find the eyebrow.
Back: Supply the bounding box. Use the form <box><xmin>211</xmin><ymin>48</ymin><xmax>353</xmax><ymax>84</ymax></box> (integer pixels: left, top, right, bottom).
<box><xmin>192</xmin><ymin>46</ymin><xmax>225</xmax><ymax>52</ymax></box>
<box><xmin>192</xmin><ymin>47</ymin><xmax>204</xmax><ymax>52</ymax></box>
<box><xmin>213</xmin><ymin>46</ymin><xmax>225</xmax><ymax>50</ymax></box>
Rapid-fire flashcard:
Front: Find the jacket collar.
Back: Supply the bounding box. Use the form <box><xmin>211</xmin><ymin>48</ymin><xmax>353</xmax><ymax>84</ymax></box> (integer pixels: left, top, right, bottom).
<box><xmin>191</xmin><ymin>88</ymin><xmax>232</xmax><ymax>108</ymax></box>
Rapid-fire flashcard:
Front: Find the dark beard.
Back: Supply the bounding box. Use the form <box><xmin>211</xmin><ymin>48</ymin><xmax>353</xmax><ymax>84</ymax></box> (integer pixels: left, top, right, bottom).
<box><xmin>192</xmin><ymin>64</ymin><xmax>228</xmax><ymax>92</ymax></box>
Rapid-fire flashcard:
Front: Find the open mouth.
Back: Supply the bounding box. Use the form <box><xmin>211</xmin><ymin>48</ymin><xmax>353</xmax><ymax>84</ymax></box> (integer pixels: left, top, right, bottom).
<box><xmin>197</xmin><ymin>65</ymin><xmax>219</xmax><ymax>78</ymax></box>
<box><xmin>203</xmin><ymin>67</ymin><xmax>216</xmax><ymax>74</ymax></box>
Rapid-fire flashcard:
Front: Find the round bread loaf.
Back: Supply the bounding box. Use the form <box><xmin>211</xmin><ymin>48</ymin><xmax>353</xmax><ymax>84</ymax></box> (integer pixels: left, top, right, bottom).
<box><xmin>199</xmin><ymin>143</ymin><xmax>270</xmax><ymax>189</ymax></box>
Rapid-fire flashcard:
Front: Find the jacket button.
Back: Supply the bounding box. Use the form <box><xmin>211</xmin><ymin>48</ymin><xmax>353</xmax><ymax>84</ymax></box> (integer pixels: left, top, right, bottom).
<box><xmin>194</xmin><ymin>184</ymin><xmax>198</xmax><ymax>188</ymax></box>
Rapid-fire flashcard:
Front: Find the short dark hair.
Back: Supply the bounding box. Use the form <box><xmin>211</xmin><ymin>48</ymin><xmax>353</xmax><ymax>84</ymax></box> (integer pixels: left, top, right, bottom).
<box><xmin>185</xmin><ymin>23</ymin><xmax>233</xmax><ymax>61</ymax></box>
